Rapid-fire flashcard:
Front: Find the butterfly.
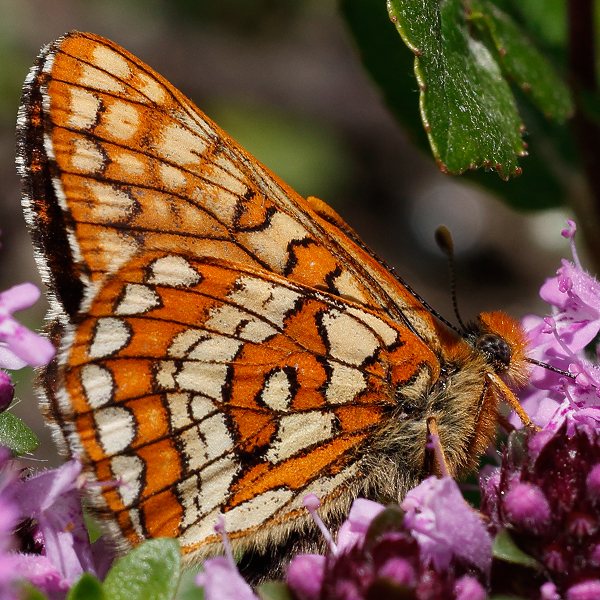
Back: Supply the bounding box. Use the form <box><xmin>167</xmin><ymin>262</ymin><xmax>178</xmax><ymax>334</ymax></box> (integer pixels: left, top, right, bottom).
<box><xmin>17</xmin><ymin>31</ymin><xmax>531</xmax><ymax>566</ymax></box>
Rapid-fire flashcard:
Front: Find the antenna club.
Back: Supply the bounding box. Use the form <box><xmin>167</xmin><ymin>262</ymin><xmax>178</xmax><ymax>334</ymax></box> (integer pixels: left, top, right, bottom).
<box><xmin>434</xmin><ymin>225</ymin><xmax>454</xmax><ymax>256</ymax></box>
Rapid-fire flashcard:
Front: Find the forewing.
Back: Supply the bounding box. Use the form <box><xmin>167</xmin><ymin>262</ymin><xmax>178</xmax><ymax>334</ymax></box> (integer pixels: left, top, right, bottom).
<box><xmin>18</xmin><ymin>31</ymin><xmax>441</xmax><ymax>347</ymax></box>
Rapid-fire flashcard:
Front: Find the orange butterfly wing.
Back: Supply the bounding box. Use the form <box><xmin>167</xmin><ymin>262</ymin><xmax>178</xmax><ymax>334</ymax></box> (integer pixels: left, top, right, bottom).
<box><xmin>18</xmin><ymin>31</ymin><xmax>505</xmax><ymax>560</ymax></box>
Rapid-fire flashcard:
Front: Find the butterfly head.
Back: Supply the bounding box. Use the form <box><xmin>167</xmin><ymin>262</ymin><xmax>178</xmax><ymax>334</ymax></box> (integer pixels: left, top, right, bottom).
<box><xmin>468</xmin><ymin>310</ymin><xmax>531</xmax><ymax>387</ymax></box>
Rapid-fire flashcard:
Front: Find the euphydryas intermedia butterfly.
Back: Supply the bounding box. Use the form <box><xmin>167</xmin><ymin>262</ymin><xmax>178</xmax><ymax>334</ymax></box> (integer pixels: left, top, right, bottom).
<box><xmin>17</xmin><ymin>32</ymin><xmax>532</xmax><ymax>563</ymax></box>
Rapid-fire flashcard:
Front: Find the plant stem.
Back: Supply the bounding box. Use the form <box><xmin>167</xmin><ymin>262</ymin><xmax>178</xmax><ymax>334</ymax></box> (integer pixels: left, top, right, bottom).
<box><xmin>568</xmin><ymin>0</ymin><xmax>600</xmax><ymax>268</ymax></box>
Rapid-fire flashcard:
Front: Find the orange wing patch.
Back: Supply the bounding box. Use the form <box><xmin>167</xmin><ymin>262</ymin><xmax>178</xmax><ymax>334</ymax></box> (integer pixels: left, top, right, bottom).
<box><xmin>18</xmin><ymin>31</ymin><xmax>530</xmax><ymax>562</ymax></box>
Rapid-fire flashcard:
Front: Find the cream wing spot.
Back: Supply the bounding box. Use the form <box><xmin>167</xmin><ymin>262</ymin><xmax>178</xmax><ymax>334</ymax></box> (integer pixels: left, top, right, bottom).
<box><xmin>346</xmin><ymin>307</ymin><xmax>398</xmax><ymax>346</ymax></box>
<box><xmin>84</xmin><ymin>181</ymin><xmax>136</xmax><ymax>222</ymax></box>
<box><xmin>112</xmin><ymin>150</ymin><xmax>145</xmax><ymax>178</ymax></box>
<box><xmin>203</xmin><ymin>164</ymin><xmax>247</xmax><ymax>197</ymax></box>
<box><xmin>155</xmin><ymin>360</ymin><xmax>177</xmax><ymax>390</ymax></box>
<box><xmin>237</xmin><ymin>212</ymin><xmax>310</xmax><ymax>273</ymax></box>
<box><xmin>187</xmin><ymin>335</ymin><xmax>242</xmax><ymax>363</ymax></box>
<box><xmin>181</xmin><ymin>414</ymin><xmax>233</xmax><ymax>471</ymax></box>
<box><xmin>147</xmin><ymin>256</ymin><xmax>200</xmax><ymax>287</ymax></box>
<box><xmin>94</xmin><ymin>407</ymin><xmax>135</xmax><ymax>455</ymax></box>
<box><xmin>322</xmin><ymin>310</ymin><xmax>380</xmax><ymax>365</ymax></box>
<box><xmin>166</xmin><ymin>392</ymin><xmax>192</xmax><ymax>430</ymax></box>
<box><xmin>176</xmin><ymin>458</ymin><xmax>239</xmax><ymax>534</ymax></box>
<box><xmin>156</xmin><ymin>122</ymin><xmax>207</xmax><ymax>165</ymax></box>
<box><xmin>227</xmin><ymin>276</ymin><xmax>300</xmax><ymax>328</ymax></box>
<box><xmin>168</xmin><ymin>330</ymin><xmax>204</xmax><ymax>358</ymax></box>
<box><xmin>191</xmin><ymin>185</ymin><xmax>238</xmax><ymax>227</ymax></box>
<box><xmin>96</xmin><ymin>228</ymin><xmax>139</xmax><ymax>275</ymax></box>
<box><xmin>190</xmin><ymin>395</ymin><xmax>216</xmax><ymax>421</ymax></box>
<box><xmin>70</xmin><ymin>138</ymin><xmax>104</xmax><ymax>173</ymax></box>
<box><xmin>213</xmin><ymin>154</ymin><xmax>245</xmax><ymax>182</ymax></box>
<box><xmin>238</xmin><ymin>319</ymin><xmax>277</xmax><ymax>343</ymax></box>
<box><xmin>332</xmin><ymin>270</ymin><xmax>368</xmax><ymax>304</ymax></box>
<box><xmin>196</xmin><ymin>456</ymin><xmax>239</xmax><ymax>513</ymax></box>
<box><xmin>80</xmin><ymin>63</ymin><xmax>126</xmax><ymax>93</ymax></box>
<box><xmin>266</xmin><ymin>412</ymin><xmax>334</xmax><ymax>463</ymax></box>
<box><xmin>136</xmin><ymin>72</ymin><xmax>166</xmax><ymax>104</ymax></box>
<box><xmin>89</xmin><ymin>317</ymin><xmax>131</xmax><ymax>358</ymax></box>
<box><xmin>158</xmin><ymin>163</ymin><xmax>188</xmax><ymax>190</ymax></box>
<box><xmin>115</xmin><ymin>283</ymin><xmax>160</xmax><ymax>316</ymax></box>
<box><xmin>68</xmin><ymin>88</ymin><xmax>101</xmax><ymax>129</ymax></box>
<box><xmin>175</xmin><ymin>361</ymin><xmax>229</xmax><ymax>399</ymax></box>
<box><xmin>111</xmin><ymin>455</ymin><xmax>144</xmax><ymax>506</ymax></box>
<box><xmin>102</xmin><ymin>99</ymin><xmax>139</xmax><ymax>140</ymax></box>
<box><xmin>179</xmin><ymin>508</ymin><xmax>220</xmax><ymax>548</ymax></box>
<box><xmin>80</xmin><ymin>364</ymin><xmax>114</xmax><ymax>408</ymax></box>
<box><xmin>204</xmin><ymin>304</ymin><xmax>277</xmax><ymax>343</ymax></box>
<box><xmin>225</xmin><ymin>489</ymin><xmax>294</xmax><ymax>534</ymax></box>
<box><xmin>325</xmin><ymin>363</ymin><xmax>366</xmax><ymax>405</ymax></box>
<box><xmin>128</xmin><ymin>509</ymin><xmax>145</xmax><ymax>539</ymax></box>
<box><xmin>260</xmin><ymin>369</ymin><xmax>292</xmax><ymax>411</ymax></box>
<box><xmin>92</xmin><ymin>45</ymin><xmax>132</xmax><ymax>79</ymax></box>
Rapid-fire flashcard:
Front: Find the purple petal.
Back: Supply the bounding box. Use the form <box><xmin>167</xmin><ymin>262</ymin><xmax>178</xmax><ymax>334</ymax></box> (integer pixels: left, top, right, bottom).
<box><xmin>561</xmin><ymin>220</ymin><xmax>577</xmax><ymax>239</ymax></box>
<box><xmin>10</xmin><ymin>553</ymin><xmax>70</xmax><ymax>596</ymax></box>
<box><xmin>198</xmin><ymin>556</ymin><xmax>258</xmax><ymax>600</ymax></box>
<box><xmin>541</xmin><ymin>582</ymin><xmax>560</xmax><ymax>600</ymax></box>
<box><xmin>286</xmin><ymin>554</ymin><xmax>325</xmax><ymax>600</ymax></box>
<box><xmin>402</xmin><ymin>476</ymin><xmax>492</xmax><ymax>573</ymax></box>
<box><xmin>0</xmin><ymin>283</ymin><xmax>40</xmax><ymax>313</ymax></box>
<box><xmin>586</xmin><ymin>464</ymin><xmax>600</xmax><ymax>502</ymax></box>
<box><xmin>0</xmin><ymin>346</ymin><xmax>28</xmax><ymax>370</ymax></box>
<box><xmin>336</xmin><ymin>498</ymin><xmax>386</xmax><ymax>553</ymax></box>
<box><xmin>567</xmin><ymin>580</ymin><xmax>600</xmax><ymax>600</ymax></box>
<box><xmin>9</xmin><ymin>459</ymin><xmax>95</xmax><ymax>580</ymax></box>
<box><xmin>0</xmin><ymin>371</ymin><xmax>13</xmax><ymax>412</ymax></box>
<box><xmin>0</xmin><ymin>283</ymin><xmax>55</xmax><ymax>369</ymax></box>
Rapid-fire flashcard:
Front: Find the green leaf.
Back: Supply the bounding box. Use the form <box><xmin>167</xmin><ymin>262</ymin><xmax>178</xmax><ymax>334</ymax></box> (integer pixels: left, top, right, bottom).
<box><xmin>340</xmin><ymin>0</ymin><xmax>571</xmax><ymax>210</ymax></box>
<box><xmin>175</xmin><ymin>566</ymin><xmax>205</xmax><ymax>600</ymax></box>
<box><xmin>21</xmin><ymin>585</ymin><xmax>51</xmax><ymax>600</ymax></box>
<box><xmin>256</xmin><ymin>581</ymin><xmax>294</xmax><ymax>600</ymax></box>
<box><xmin>388</xmin><ymin>0</ymin><xmax>527</xmax><ymax>179</ymax></box>
<box><xmin>0</xmin><ymin>411</ymin><xmax>39</xmax><ymax>455</ymax></box>
<box><xmin>469</xmin><ymin>0</ymin><xmax>573</xmax><ymax>123</ymax></box>
<box><xmin>67</xmin><ymin>573</ymin><xmax>105</xmax><ymax>600</ymax></box>
<box><xmin>492</xmin><ymin>529</ymin><xmax>540</xmax><ymax>569</ymax></box>
<box><xmin>103</xmin><ymin>538</ymin><xmax>181</xmax><ymax>600</ymax></box>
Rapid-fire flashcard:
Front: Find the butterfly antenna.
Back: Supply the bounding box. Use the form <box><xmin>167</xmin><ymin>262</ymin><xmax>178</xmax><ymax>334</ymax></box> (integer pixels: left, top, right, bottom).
<box><xmin>525</xmin><ymin>357</ymin><xmax>576</xmax><ymax>379</ymax></box>
<box><xmin>435</xmin><ymin>226</ymin><xmax>468</xmax><ymax>332</ymax></box>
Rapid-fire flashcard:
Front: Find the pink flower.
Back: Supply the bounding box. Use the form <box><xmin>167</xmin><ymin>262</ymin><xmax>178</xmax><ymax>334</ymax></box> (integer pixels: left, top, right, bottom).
<box><xmin>9</xmin><ymin>459</ymin><xmax>97</xmax><ymax>582</ymax></box>
<box><xmin>515</xmin><ymin>222</ymin><xmax>600</xmax><ymax>433</ymax></box>
<box><xmin>196</xmin><ymin>516</ymin><xmax>258</xmax><ymax>600</ymax></box>
<box><xmin>0</xmin><ymin>283</ymin><xmax>54</xmax><ymax>369</ymax></box>
<box><xmin>402</xmin><ymin>476</ymin><xmax>492</xmax><ymax>574</ymax></box>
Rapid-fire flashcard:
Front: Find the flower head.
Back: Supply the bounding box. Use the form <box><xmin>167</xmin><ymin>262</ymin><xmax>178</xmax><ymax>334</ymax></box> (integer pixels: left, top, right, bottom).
<box><xmin>481</xmin><ymin>425</ymin><xmax>600</xmax><ymax>597</ymax></box>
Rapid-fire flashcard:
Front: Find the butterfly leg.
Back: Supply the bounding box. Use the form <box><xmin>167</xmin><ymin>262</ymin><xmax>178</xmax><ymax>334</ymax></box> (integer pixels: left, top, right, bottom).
<box><xmin>426</xmin><ymin>416</ymin><xmax>451</xmax><ymax>477</ymax></box>
<box><xmin>486</xmin><ymin>373</ymin><xmax>540</xmax><ymax>431</ymax></box>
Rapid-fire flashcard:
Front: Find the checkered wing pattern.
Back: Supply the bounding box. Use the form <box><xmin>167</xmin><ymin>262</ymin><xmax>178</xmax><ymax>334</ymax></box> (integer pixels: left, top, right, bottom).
<box><xmin>18</xmin><ymin>32</ymin><xmax>513</xmax><ymax>560</ymax></box>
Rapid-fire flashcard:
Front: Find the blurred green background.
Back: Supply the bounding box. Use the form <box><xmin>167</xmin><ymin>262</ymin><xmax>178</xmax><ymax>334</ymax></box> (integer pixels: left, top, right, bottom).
<box><xmin>0</xmin><ymin>0</ymin><xmax>574</xmax><ymax>464</ymax></box>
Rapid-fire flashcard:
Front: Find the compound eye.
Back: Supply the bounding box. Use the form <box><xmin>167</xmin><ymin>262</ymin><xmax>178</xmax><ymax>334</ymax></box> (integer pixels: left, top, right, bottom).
<box><xmin>476</xmin><ymin>333</ymin><xmax>512</xmax><ymax>372</ymax></box>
